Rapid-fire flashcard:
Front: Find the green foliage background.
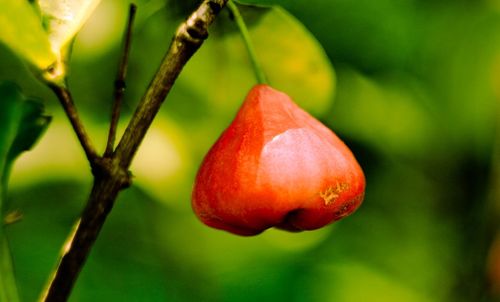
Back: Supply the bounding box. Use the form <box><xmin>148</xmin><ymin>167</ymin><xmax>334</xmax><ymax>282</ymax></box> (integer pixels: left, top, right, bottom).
<box><xmin>0</xmin><ymin>0</ymin><xmax>499</xmax><ymax>301</ymax></box>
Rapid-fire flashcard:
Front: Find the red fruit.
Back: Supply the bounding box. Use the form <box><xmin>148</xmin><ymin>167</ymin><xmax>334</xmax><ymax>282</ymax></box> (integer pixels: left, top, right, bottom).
<box><xmin>192</xmin><ymin>84</ymin><xmax>365</xmax><ymax>236</ymax></box>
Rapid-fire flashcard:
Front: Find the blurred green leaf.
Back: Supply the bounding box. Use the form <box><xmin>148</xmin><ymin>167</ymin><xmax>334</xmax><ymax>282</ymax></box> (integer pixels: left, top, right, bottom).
<box><xmin>178</xmin><ymin>5</ymin><xmax>335</xmax><ymax>118</ymax></box>
<box><xmin>0</xmin><ymin>0</ymin><xmax>55</xmax><ymax>70</ymax></box>
<box><xmin>262</xmin><ymin>0</ymin><xmax>417</xmax><ymax>73</ymax></box>
<box><xmin>0</xmin><ymin>83</ymin><xmax>25</xmax><ymax>302</ymax></box>
<box><xmin>0</xmin><ymin>83</ymin><xmax>51</xmax><ymax>195</ymax></box>
<box><xmin>0</xmin><ymin>81</ymin><xmax>50</xmax><ymax>302</ymax></box>
<box><xmin>250</xmin><ymin>6</ymin><xmax>335</xmax><ymax>115</ymax></box>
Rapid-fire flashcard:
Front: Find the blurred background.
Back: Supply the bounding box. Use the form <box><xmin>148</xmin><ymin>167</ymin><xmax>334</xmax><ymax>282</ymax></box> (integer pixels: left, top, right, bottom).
<box><xmin>0</xmin><ymin>0</ymin><xmax>499</xmax><ymax>301</ymax></box>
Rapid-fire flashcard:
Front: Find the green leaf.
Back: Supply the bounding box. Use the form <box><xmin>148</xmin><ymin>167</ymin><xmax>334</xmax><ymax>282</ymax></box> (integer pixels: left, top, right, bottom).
<box><xmin>178</xmin><ymin>5</ymin><xmax>335</xmax><ymax>117</ymax></box>
<box><xmin>0</xmin><ymin>0</ymin><xmax>56</xmax><ymax>70</ymax></box>
<box><xmin>250</xmin><ymin>6</ymin><xmax>336</xmax><ymax>114</ymax></box>
<box><xmin>241</xmin><ymin>0</ymin><xmax>417</xmax><ymax>73</ymax></box>
<box><xmin>0</xmin><ymin>83</ymin><xmax>51</xmax><ymax>195</ymax></box>
<box><xmin>0</xmin><ymin>82</ymin><xmax>51</xmax><ymax>302</ymax></box>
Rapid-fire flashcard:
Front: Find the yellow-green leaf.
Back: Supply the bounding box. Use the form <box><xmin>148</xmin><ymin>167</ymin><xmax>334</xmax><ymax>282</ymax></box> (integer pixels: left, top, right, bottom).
<box><xmin>38</xmin><ymin>0</ymin><xmax>102</xmax><ymax>58</ymax></box>
<box><xmin>0</xmin><ymin>0</ymin><xmax>55</xmax><ymax>69</ymax></box>
<box><xmin>252</xmin><ymin>6</ymin><xmax>336</xmax><ymax>115</ymax></box>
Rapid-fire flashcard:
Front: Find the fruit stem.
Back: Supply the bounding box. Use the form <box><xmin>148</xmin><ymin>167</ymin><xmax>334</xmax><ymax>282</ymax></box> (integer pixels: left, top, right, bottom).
<box><xmin>227</xmin><ymin>0</ymin><xmax>268</xmax><ymax>84</ymax></box>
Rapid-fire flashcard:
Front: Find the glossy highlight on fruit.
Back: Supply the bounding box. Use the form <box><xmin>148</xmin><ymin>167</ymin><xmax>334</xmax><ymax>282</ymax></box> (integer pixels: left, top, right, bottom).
<box><xmin>192</xmin><ymin>84</ymin><xmax>365</xmax><ymax>236</ymax></box>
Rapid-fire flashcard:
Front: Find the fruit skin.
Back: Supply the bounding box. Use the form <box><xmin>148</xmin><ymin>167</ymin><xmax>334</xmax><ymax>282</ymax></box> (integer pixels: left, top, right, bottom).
<box><xmin>192</xmin><ymin>84</ymin><xmax>365</xmax><ymax>236</ymax></box>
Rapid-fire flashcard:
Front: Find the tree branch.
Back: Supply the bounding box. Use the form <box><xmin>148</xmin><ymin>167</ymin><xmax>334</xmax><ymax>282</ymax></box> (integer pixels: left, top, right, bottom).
<box><xmin>40</xmin><ymin>1</ymin><xmax>228</xmax><ymax>301</ymax></box>
<box><xmin>40</xmin><ymin>158</ymin><xmax>129</xmax><ymax>302</ymax></box>
<box><xmin>49</xmin><ymin>84</ymin><xmax>98</xmax><ymax>164</ymax></box>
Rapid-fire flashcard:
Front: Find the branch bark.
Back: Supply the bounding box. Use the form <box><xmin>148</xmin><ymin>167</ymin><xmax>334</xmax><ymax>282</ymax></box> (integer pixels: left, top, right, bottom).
<box><xmin>49</xmin><ymin>84</ymin><xmax>98</xmax><ymax>164</ymax></box>
<box><xmin>40</xmin><ymin>1</ymin><xmax>228</xmax><ymax>301</ymax></box>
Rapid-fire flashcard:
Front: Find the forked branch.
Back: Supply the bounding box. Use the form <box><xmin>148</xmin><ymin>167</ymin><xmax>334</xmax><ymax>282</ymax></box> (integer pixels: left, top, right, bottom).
<box><xmin>40</xmin><ymin>1</ymin><xmax>228</xmax><ymax>301</ymax></box>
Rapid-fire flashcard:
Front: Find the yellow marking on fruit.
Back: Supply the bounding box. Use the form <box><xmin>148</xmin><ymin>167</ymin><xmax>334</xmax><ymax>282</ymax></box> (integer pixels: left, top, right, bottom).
<box><xmin>320</xmin><ymin>182</ymin><xmax>350</xmax><ymax>205</ymax></box>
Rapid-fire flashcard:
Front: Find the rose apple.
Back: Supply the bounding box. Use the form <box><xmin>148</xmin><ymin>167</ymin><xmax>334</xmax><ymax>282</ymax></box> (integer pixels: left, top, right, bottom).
<box><xmin>192</xmin><ymin>84</ymin><xmax>365</xmax><ymax>236</ymax></box>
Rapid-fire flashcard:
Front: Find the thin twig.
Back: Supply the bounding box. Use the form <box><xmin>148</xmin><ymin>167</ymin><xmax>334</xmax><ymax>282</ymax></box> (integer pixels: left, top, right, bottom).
<box><xmin>40</xmin><ymin>1</ymin><xmax>228</xmax><ymax>301</ymax></box>
<box><xmin>49</xmin><ymin>84</ymin><xmax>98</xmax><ymax>163</ymax></box>
<box><xmin>104</xmin><ymin>4</ymin><xmax>137</xmax><ymax>157</ymax></box>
